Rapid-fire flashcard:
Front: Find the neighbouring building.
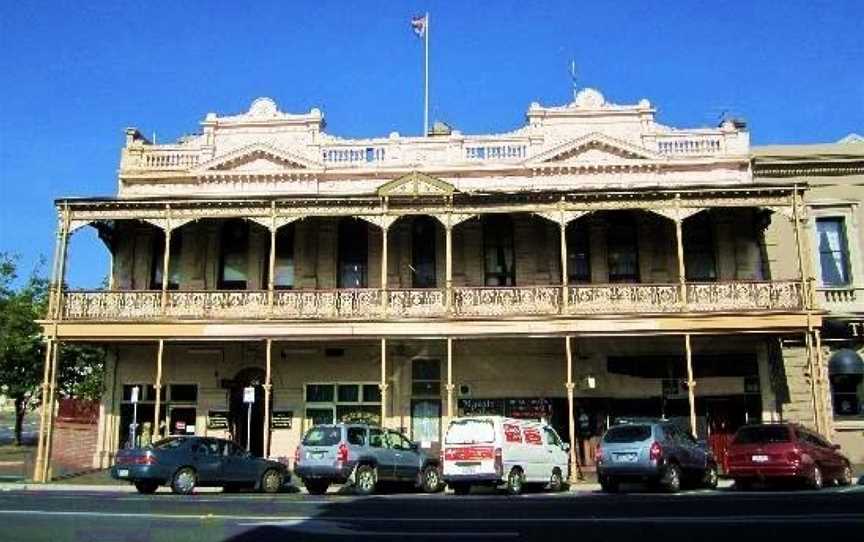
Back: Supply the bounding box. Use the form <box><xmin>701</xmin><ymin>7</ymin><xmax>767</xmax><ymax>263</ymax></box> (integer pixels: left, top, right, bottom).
<box><xmin>33</xmin><ymin>89</ymin><xmax>836</xmax><ymax>481</ymax></box>
<box><xmin>754</xmin><ymin>136</ymin><xmax>864</xmax><ymax>464</ymax></box>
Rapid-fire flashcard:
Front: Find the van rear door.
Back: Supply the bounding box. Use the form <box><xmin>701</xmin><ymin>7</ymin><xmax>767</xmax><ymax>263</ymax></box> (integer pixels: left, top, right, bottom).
<box><xmin>443</xmin><ymin>418</ymin><xmax>498</xmax><ymax>477</ymax></box>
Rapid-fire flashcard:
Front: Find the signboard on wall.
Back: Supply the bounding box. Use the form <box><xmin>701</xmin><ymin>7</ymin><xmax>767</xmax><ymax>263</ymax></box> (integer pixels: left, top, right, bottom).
<box><xmin>207</xmin><ymin>410</ymin><xmax>229</xmax><ymax>430</ymax></box>
<box><xmin>271</xmin><ymin>411</ymin><xmax>294</xmax><ymax>429</ymax></box>
<box><xmin>458</xmin><ymin>398</ymin><xmax>505</xmax><ymax>417</ymax></box>
<box><xmin>457</xmin><ymin>398</ymin><xmax>552</xmax><ymax>420</ymax></box>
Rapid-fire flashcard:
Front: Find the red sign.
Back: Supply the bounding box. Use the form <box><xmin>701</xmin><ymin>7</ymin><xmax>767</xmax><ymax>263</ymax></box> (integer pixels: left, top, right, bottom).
<box><xmin>504</xmin><ymin>424</ymin><xmax>523</xmax><ymax>443</ymax></box>
<box><xmin>523</xmin><ymin>428</ymin><xmax>542</xmax><ymax>445</ymax></box>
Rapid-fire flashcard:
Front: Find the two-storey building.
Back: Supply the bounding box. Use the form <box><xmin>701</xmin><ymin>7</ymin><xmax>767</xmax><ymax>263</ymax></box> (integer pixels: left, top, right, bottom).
<box><xmin>33</xmin><ymin>89</ymin><xmax>827</xmax><ymax>481</ymax></box>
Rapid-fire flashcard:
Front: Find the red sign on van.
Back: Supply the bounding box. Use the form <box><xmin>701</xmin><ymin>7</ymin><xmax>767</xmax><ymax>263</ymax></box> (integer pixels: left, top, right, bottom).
<box><xmin>523</xmin><ymin>428</ymin><xmax>542</xmax><ymax>445</ymax></box>
<box><xmin>504</xmin><ymin>424</ymin><xmax>523</xmax><ymax>443</ymax></box>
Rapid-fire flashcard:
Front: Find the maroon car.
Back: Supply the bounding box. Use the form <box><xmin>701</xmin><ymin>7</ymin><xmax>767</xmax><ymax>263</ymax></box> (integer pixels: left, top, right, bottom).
<box><xmin>727</xmin><ymin>423</ymin><xmax>854</xmax><ymax>490</ymax></box>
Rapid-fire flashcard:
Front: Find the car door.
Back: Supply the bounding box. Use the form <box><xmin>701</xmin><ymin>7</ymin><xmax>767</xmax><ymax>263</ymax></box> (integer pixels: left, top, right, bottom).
<box><xmin>542</xmin><ymin>427</ymin><xmax>568</xmax><ymax>478</ymax></box>
<box><xmin>679</xmin><ymin>428</ymin><xmax>708</xmax><ymax>471</ymax></box>
<box><xmin>368</xmin><ymin>428</ymin><xmax>396</xmax><ymax>481</ymax></box>
<box><xmin>222</xmin><ymin>440</ymin><xmax>259</xmax><ymax>484</ymax></box>
<box><xmin>389</xmin><ymin>430</ymin><xmax>421</xmax><ymax>481</ymax></box>
<box><xmin>808</xmin><ymin>431</ymin><xmax>841</xmax><ymax>477</ymax></box>
<box><xmin>190</xmin><ymin>439</ymin><xmax>223</xmax><ymax>483</ymax></box>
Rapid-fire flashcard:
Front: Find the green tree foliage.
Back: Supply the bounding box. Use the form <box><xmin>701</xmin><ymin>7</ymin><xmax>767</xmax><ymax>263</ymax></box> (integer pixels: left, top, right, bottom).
<box><xmin>0</xmin><ymin>253</ymin><xmax>105</xmax><ymax>445</ymax></box>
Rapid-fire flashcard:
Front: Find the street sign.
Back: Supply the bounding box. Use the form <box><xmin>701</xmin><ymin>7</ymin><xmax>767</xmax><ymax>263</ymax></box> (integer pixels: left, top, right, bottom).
<box><xmin>243</xmin><ymin>386</ymin><xmax>255</xmax><ymax>404</ymax></box>
<box><xmin>130</xmin><ymin>386</ymin><xmax>140</xmax><ymax>404</ymax></box>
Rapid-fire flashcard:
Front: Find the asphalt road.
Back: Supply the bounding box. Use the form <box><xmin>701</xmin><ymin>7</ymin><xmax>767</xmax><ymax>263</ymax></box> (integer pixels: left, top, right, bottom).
<box><xmin>0</xmin><ymin>485</ymin><xmax>862</xmax><ymax>542</ymax></box>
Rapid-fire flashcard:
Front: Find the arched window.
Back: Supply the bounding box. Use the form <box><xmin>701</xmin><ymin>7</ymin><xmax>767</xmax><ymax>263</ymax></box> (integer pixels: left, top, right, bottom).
<box><xmin>412</xmin><ymin>216</ymin><xmax>437</xmax><ymax>288</ymax></box>
<box><xmin>272</xmin><ymin>224</ymin><xmax>295</xmax><ymax>290</ymax></box>
<box><xmin>607</xmin><ymin>214</ymin><xmax>639</xmax><ymax>283</ymax></box>
<box><xmin>338</xmin><ymin>218</ymin><xmax>368</xmax><ymax>288</ymax></box>
<box><xmin>684</xmin><ymin>212</ymin><xmax>717</xmax><ymax>281</ymax></box>
<box><xmin>150</xmin><ymin>230</ymin><xmax>182</xmax><ymax>290</ymax></box>
<box><xmin>219</xmin><ymin>219</ymin><xmax>249</xmax><ymax>290</ymax></box>
<box><xmin>483</xmin><ymin>215</ymin><xmax>516</xmax><ymax>286</ymax></box>
<box><xmin>566</xmin><ymin>221</ymin><xmax>590</xmax><ymax>283</ymax></box>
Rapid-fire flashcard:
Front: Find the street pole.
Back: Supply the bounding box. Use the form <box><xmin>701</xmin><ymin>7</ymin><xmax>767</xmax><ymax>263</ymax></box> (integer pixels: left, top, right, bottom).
<box><xmin>424</xmin><ymin>11</ymin><xmax>429</xmax><ymax>136</ymax></box>
<box><xmin>247</xmin><ymin>402</ymin><xmax>252</xmax><ymax>452</ymax></box>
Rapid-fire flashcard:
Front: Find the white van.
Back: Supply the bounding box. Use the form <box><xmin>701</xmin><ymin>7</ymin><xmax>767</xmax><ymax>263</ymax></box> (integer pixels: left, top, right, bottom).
<box><xmin>442</xmin><ymin>416</ymin><xmax>570</xmax><ymax>495</ymax></box>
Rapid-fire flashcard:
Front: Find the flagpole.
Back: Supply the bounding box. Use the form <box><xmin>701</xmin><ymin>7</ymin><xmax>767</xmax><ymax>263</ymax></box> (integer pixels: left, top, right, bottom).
<box><xmin>424</xmin><ymin>11</ymin><xmax>429</xmax><ymax>137</ymax></box>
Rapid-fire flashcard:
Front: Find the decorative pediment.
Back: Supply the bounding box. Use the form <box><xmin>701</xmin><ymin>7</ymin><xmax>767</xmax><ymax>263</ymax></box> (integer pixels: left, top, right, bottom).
<box><xmin>378</xmin><ymin>172</ymin><xmax>455</xmax><ymax>197</ymax></box>
<box><xmin>528</xmin><ymin>132</ymin><xmax>661</xmax><ymax>165</ymax></box>
<box><xmin>194</xmin><ymin>142</ymin><xmax>322</xmax><ymax>173</ymax></box>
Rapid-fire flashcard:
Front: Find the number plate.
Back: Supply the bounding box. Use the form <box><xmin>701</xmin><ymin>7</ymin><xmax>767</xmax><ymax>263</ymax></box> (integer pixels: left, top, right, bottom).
<box><xmin>460</xmin><ymin>465</ymin><xmax>479</xmax><ymax>474</ymax></box>
<box><xmin>752</xmin><ymin>455</ymin><xmax>769</xmax><ymax>463</ymax></box>
<box><xmin>308</xmin><ymin>451</ymin><xmax>325</xmax><ymax>460</ymax></box>
<box><xmin>614</xmin><ymin>453</ymin><xmax>638</xmax><ymax>463</ymax></box>
<box><xmin>117</xmin><ymin>469</ymin><xmax>129</xmax><ymax>478</ymax></box>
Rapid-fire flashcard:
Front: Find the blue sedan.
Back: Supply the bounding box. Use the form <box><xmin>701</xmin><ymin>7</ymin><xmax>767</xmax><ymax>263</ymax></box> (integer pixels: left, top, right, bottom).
<box><xmin>110</xmin><ymin>436</ymin><xmax>290</xmax><ymax>494</ymax></box>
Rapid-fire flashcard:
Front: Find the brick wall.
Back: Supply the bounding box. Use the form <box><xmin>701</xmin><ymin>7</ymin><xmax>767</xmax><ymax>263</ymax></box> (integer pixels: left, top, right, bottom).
<box><xmin>51</xmin><ymin>398</ymin><xmax>99</xmax><ymax>477</ymax></box>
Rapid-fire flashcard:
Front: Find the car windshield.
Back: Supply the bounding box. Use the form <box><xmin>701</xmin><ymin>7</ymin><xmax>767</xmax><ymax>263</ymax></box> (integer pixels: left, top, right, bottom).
<box><xmin>152</xmin><ymin>437</ymin><xmax>185</xmax><ymax>450</ymax></box>
<box><xmin>302</xmin><ymin>426</ymin><xmax>342</xmax><ymax>446</ymax></box>
<box><xmin>603</xmin><ymin>425</ymin><xmax>652</xmax><ymax>443</ymax></box>
<box><xmin>445</xmin><ymin>419</ymin><xmax>495</xmax><ymax>445</ymax></box>
<box><xmin>733</xmin><ymin>426</ymin><xmax>790</xmax><ymax>444</ymax></box>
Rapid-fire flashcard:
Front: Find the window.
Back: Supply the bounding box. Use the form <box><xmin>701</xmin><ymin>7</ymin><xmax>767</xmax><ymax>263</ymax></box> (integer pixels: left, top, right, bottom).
<box><xmin>566</xmin><ymin>221</ymin><xmax>591</xmax><ymax>283</ymax></box>
<box><xmin>369</xmin><ymin>428</ymin><xmax>385</xmax><ymax>448</ymax></box>
<box><xmin>544</xmin><ymin>427</ymin><xmax>563</xmax><ymax>447</ymax></box>
<box><xmin>305</xmin><ymin>383</ymin><xmax>382</xmax><ymax>426</ymax></box>
<box><xmin>483</xmin><ymin>215</ymin><xmax>516</xmax><ymax>286</ymax></box>
<box><xmin>219</xmin><ymin>220</ymin><xmax>249</xmax><ymax>290</ymax></box>
<box><xmin>831</xmin><ymin>374</ymin><xmax>863</xmax><ymax>418</ymax></box>
<box><xmin>607</xmin><ymin>214</ymin><xmax>639</xmax><ymax>283</ymax></box>
<box><xmin>338</xmin><ymin>218</ymin><xmax>368</xmax><ymax>288</ymax></box>
<box><xmin>169</xmin><ymin>384</ymin><xmax>197</xmax><ymax>403</ymax></box>
<box><xmin>388</xmin><ymin>431</ymin><xmax>413</xmax><ymax>450</ymax></box>
<box><xmin>122</xmin><ymin>384</ymin><xmax>160</xmax><ymax>402</ymax></box>
<box><xmin>684</xmin><ymin>213</ymin><xmax>717</xmax><ymax>281</ymax></box>
<box><xmin>412</xmin><ymin>216</ymin><xmax>438</xmax><ymax>288</ymax></box>
<box><xmin>150</xmin><ymin>231</ymin><xmax>182</xmax><ymax>290</ymax></box>
<box><xmin>273</xmin><ymin>224</ymin><xmax>295</xmax><ymax>289</ymax></box>
<box><xmin>347</xmin><ymin>427</ymin><xmax>367</xmax><ymax>446</ymax></box>
<box><xmin>412</xmin><ymin>359</ymin><xmax>441</xmax><ymax>396</ymax></box>
<box><xmin>816</xmin><ymin>217</ymin><xmax>852</xmax><ymax>286</ymax></box>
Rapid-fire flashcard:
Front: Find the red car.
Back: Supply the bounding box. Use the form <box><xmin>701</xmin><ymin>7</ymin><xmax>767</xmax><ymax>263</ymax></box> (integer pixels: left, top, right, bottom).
<box><xmin>727</xmin><ymin>423</ymin><xmax>854</xmax><ymax>490</ymax></box>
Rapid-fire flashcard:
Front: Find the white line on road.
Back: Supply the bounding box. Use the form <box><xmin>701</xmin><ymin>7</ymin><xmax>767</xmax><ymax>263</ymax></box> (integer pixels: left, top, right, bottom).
<box><xmin>0</xmin><ymin>509</ymin><xmax>861</xmax><ymax>524</ymax></box>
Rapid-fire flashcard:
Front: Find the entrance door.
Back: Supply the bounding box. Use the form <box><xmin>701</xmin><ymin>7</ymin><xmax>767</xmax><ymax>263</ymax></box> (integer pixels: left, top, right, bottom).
<box><xmin>229</xmin><ymin>368</ymin><xmax>267</xmax><ymax>457</ymax></box>
<box><xmin>411</xmin><ymin>400</ymin><xmax>441</xmax><ymax>452</ymax></box>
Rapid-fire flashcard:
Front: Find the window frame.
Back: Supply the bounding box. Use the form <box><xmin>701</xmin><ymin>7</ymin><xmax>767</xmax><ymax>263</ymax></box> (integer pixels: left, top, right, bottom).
<box><xmin>809</xmin><ymin>204</ymin><xmax>861</xmax><ymax>290</ymax></box>
<box><xmin>482</xmin><ymin>214</ymin><xmax>517</xmax><ymax>286</ymax></box>
<box><xmin>304</xmin><ymin>381</ymin><xmax>382</xmax><ymax>427</ymax></box>
<box><xmin>218</xmin><ymin>219</ymin><xmax>250</xmax><ymax>290</ymax></box>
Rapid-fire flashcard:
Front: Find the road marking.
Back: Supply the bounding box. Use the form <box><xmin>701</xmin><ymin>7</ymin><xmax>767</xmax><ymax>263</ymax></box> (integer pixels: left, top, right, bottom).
<box><xmin>236</xmin><ymin>519</ymin><xmax>517</xmax><ymax>537</ymax></box>
<box><xmin>0</xmin><ymin>510</ymin><xmax>861</xmax><ymax>524</ymax></box>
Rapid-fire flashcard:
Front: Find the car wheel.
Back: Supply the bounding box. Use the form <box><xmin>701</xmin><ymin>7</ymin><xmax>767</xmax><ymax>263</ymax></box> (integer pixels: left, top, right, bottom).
<box><xmin>421</xmin><ymin>465</ymin><xmax>441</xmax><ymax>493</ymax></box>
<box><xmin>451</xmin><ymin>483</ymin><xmax>470</xmax><ymax>495</ymax></box>
<box><xmin>836</xmin><ymin>463</ymin><xmax>854</xmax><ymax>487</ymax></box>
<box><xmin>506</xmin><ymin>468</ymin><xmax>524</xmax><ymax>496</ymax></box>
<box><xmin>171</xmin><ymin>467</ymin><xmax>197</xmax><ymax>495</ymax></box>
<box><xmin>662</xmin><ymin>463</ymin><xmax>682</xmax><ymax>493</ymax></box>
<box><xmin>260</xmin><ymin>469</ymin><xmax>283</xmax><ymax>494</ymax></box>
<box><xmin>808</xmin><ymin>464</ymin><xmax>824</xmax><ymax>490</ymax></box>
<box><xmin>702</xmin><ymin>463</ymin><xmax>719</xmax><ymax>490</ymax></box>
<box><xmin>304</xmin><ymin>479</ymin><xmax>329</xmax><ymax>495</ymax></box>
<box><xmin>548</xmin><ymin>468</ymin><xmax>564</xmax><ymax>492</ymax></box>
<box><xmin>354</xmin><ymin>465</ymin><xmax>376</xmax><ymax>495</ymax></box>
<box><xmin>134</xmin><ymin>480</ymin><xmax>159</xmax><ymax>494</ymax></box>
<box><xmin>599</xmin><ymin>476</ymin><xmax>619</xmax><ymax>493</ymax></box>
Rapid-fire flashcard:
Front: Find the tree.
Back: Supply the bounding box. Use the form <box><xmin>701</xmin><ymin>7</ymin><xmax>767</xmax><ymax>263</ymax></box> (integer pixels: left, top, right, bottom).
<box><xmin>0</xmin><ymin>253</ymin><xmax>105</xmax><ymax>445</ymax></box>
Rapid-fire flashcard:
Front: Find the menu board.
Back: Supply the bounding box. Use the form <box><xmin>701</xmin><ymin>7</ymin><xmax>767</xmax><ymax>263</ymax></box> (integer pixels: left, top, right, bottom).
<box><xmin>457</xmin><ymin>398</ymin><xmax>552</xmax><ymax>420</ymax></box>
<box><xmin>207</xmin><ymin>410</ymin><xmax>229</xmax><ymax>429</ymax></box>
<box><xmin>271</xmin><ymin>411</ymin><xmax>294</xmax><ymax>429</ymax></box>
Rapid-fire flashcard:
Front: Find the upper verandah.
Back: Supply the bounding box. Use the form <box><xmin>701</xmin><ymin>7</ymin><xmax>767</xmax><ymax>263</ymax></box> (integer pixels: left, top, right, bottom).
<box><xmin>118</xmin><ymin>89</ymin><xmax>751</xmax><ymax>198</ymax></box>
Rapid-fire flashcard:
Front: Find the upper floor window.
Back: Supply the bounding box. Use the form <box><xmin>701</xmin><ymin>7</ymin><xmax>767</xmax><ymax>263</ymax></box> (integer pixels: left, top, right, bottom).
<box><xmin>338</xmin><ymin>218</ymin><xmax>368</xmax><ymax>288</ymax></box>
<box><xmin>684</xmin><ymin>212</ymin><xmax>717</xmax><ymax>282</ymax></box>
<box><xmin>219</xmin><ymin>220</ymin><xmax>249</xmax><ymax>290</ymax></box>
<box><xmin>273</xmin><ymin>224</ymin><xmax>295</xmax><ymax>290</ymax></box>
<box><xmin>566</xmin><ymin>221</ymin><xmax>590</xmax><ymax>283</ymax></box>
<box><xmin>607</xmin><ymin>214</ymin><xmax>639</xmax><ymax>283</ymax></box>
<box><xmin>150</xmin><ymin>230</ymin><xmax>182</xmax><ymax>290</ymax></box>
<box><xmin>816</xmin><ymin>217</ymin><xmax>852</xmax><ymax>287</ymax></box>
<box><xmin>483</xmin><ymin>215</ymin><xmax>516</xmax><ymax>286</ymax></box>
<box><xmin>412</xmin><ymin>216</ymin><xmax>437</xmax><ymax>288</ymax></box>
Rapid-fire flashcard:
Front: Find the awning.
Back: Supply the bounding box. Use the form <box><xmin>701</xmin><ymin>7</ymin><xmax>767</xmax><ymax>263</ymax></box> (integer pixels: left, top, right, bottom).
<box><xmin>829</xmin><ymin>348</ymin><xmax>864</xmax><ymax>376</ymax></box>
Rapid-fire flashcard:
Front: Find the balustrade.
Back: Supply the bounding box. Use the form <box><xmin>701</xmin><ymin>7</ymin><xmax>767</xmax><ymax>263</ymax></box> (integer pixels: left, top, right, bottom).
<box><xmin>138</xmin><ymin>149</ymin><xmax>201</xmax><ymax>170</ymax></box>
<box><xmin>58</xmin><ymin>280</ymin><xmax>805</xmax><ymax>321</ymax></box>
<box><xmin>656</xmin><ymin>135</ymin><xmax>723</xmax><ymax>156</ymax></box>
<box><xmin>322</xmin><ymin>147</ymin><xmax>386</xmax><ymax>165</ymax></box>
<box><xmin>465</xmin><ymin>144</ymin><xmax>527</xmax><ymax>161</ymax></box>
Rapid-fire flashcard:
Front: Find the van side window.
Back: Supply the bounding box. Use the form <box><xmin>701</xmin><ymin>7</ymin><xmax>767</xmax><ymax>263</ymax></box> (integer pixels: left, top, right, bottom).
<box><xmin>347</xmin><ymin>427</ymin><xmax>366</xmax><ymax>446</ymax></box>
<box><xmin>543</xmin><ymin>427</ymin><xmax>562</xmax><ymax>447</ymax></box>
<box><xmin>369</xmin><ymin>428</ymin><xmax>384</xmax><ymax>448</ymax></box>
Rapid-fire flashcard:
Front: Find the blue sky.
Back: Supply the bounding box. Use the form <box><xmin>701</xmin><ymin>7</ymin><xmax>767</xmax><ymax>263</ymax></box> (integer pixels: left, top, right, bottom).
<box><xmin>1</xmin><ymin>0</ymin><xmax>862</xmax><ymax>288</ymax></box>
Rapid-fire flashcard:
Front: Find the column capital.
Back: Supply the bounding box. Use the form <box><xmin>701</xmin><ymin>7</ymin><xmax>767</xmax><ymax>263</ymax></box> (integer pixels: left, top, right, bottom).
<box><xmin>565</xmin><ymin>382</ymin><xmax>576</xmax><ymax>392</ymax></box>
<box><xmin>378</xmin><ymin>383</ymin><xmax>390</xmax><ymax>392</ymax></box>
<box><xmin>445</xmin><ymin>384</ymin><xmax>456</xmax><ymax>392</ymax></box>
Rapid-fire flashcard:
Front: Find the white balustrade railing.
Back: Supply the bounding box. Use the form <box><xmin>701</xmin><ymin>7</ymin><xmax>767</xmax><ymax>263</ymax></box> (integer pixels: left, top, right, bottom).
<box><xmin>452</xmin><ymin>286</ymin><xmax>562</xmax><ymax>317</ymax></box>
<box><xmin>656</xmin><ymin>135</ymin><xmax>723</xmax><ymax>156</ymax></box>
<box><xmin>58</xmin><ymin>281</ymin><xmax>805</xmax><ymax>321</ymax></box>
<box><xmin>322</xmin><ymin>146</ymin><xmax>387</xmax><ymax>165</ymax></box>
<box><xmin>567</xmin><ymin>284</ymin><xmax>682</xmax><ymax>314</ymax></box>
<box><xmin>465</xmin><ymin>143</ymin><xmax>528</xmax><ymax>161</ymax></box>
<box><xmin>686</xmin><ymin>281</ymin><xmax>803</xmax><ymax>312</ymax></box>
<box><xmin>138</xmin><ymin>148</ymin><xmax>201</xmax><ymax>170</ymax></box>
<box><xmin>816</xmin><ymin>287</ymin><xmax>862</xmax><ymax>311</ymax></box>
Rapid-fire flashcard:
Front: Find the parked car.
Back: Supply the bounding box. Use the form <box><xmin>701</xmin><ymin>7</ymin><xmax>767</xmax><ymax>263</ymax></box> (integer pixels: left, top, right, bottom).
<box><xmin>110</xmin><ymin>436</ymin><xmax>290</xmax><ymax>494</ymax></box>
<box><xmin>442</xmin><ymin>416</ymin><xmax>569</xmax><ymax>495</ymax></box>
<box><xmin>726</xmin><ymin>423</ymin><xmax>854</xmax><ymax>490</ymax></box>
<box><xmin>595</xmin><ymin>420</ymin><xmax>718</xmax><ymax>493</ymax></box>
<box><xmin>294</xmin><ymin>423</ymin><xmax>442</xmax><ymax>495</ymax></box>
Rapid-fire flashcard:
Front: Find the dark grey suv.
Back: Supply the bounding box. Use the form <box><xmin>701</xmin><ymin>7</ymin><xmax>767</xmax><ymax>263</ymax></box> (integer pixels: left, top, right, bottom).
<box><xmin>596</xmin><ymin>421</ymin><xmax>718</xmax><ymax>493</ymax></box>
<box><xmin>294</xmin><ymin>424</ymin><xmax>442</xmax><ymax>495</ymax></box>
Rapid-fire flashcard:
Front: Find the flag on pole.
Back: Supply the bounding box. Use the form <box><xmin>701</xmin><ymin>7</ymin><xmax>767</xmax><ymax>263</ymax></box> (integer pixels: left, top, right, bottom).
<box><xmin>411</xmin><ymin>15</ymin><xmax>427</xmax><ymax>38</ymax></box>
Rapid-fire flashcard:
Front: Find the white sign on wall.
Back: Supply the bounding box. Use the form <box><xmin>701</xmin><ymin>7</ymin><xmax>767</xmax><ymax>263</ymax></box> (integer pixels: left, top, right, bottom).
<box><xmin>130</xmin><ymin>386</ymin><xmax>140</xmax><ymax>404</ymax></box>
<box><xmin>243</xmin><ymin>386</ymin><xmax>255</xmax><ymax>404</ymax></box>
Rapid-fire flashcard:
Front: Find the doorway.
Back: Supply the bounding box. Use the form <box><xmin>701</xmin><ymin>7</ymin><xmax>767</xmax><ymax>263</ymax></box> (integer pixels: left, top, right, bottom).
<box><xmin>229</xmin><ymin>367</ymin><xmax>267</xmax><ymax>457</ymax></box>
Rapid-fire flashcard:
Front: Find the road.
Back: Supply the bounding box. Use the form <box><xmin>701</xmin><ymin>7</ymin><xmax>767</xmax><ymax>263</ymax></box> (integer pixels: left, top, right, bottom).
<box><xmin>0</xmin><ymin>484</ymin><xmax>862</xmax><ymax>542</ymax></box>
